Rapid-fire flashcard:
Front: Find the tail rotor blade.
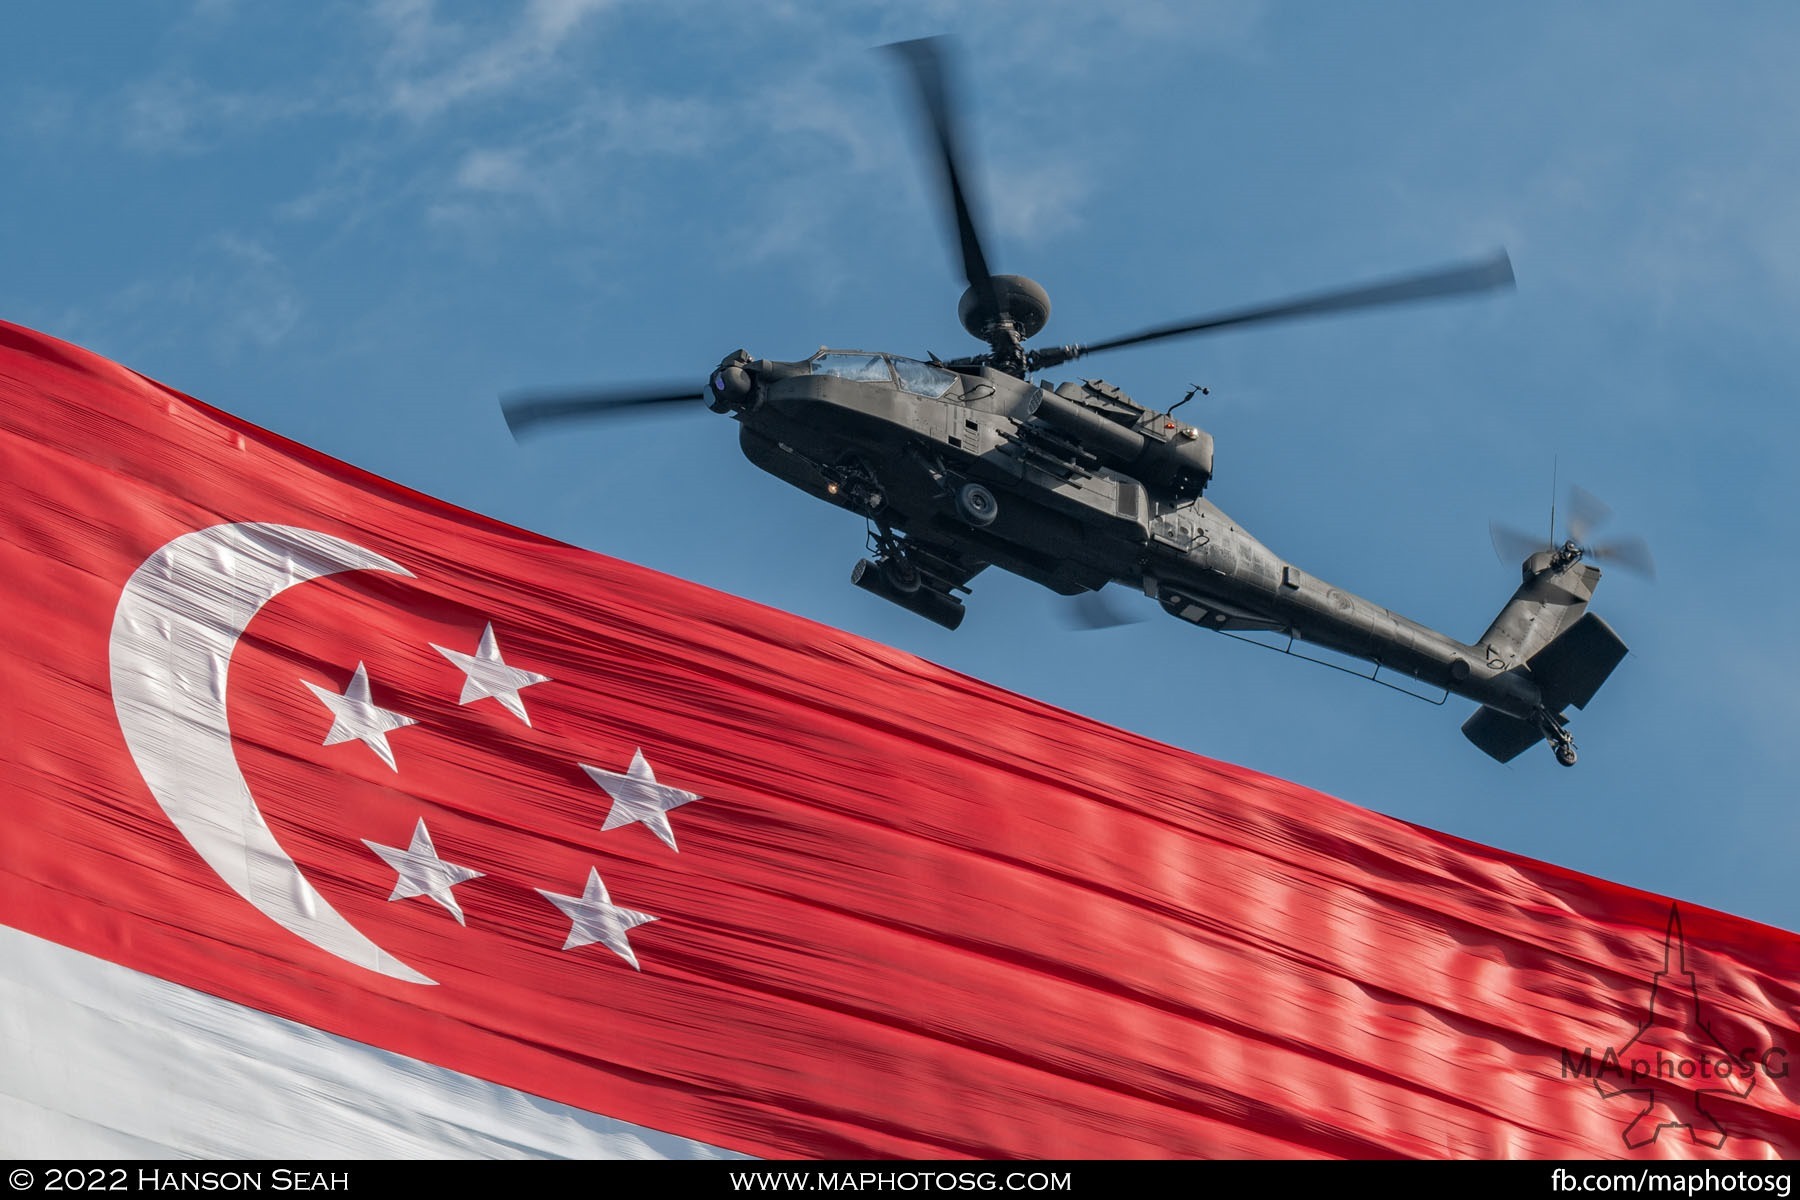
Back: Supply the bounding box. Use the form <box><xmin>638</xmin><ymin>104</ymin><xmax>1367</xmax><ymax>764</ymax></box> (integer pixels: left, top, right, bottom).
<box><xmin>1490</xmin><ymin>521</ymin><xmax>1549</xmax><ymax>566</ymax></box>
<box><xmin>1566</xmin><ymin>484</ymin><xmax>1613</xmax><ymax>545</ymax></box>
<box><xmin>1591</xmin><ymin>535</ymin><xmax>1656</xmax><ymax>580</ymax></box>
<box><xmin>1496</xmin><ymin>486</ymin><xmax>1655</xmax><ymax>581</ymax></box>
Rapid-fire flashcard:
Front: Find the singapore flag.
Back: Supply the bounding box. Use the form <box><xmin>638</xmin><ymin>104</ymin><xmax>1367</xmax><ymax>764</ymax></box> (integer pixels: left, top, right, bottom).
<box><xmin>1</xmin><ymin>318</ymin><xmax>1797</xmax><ymax>1160</ymax></box>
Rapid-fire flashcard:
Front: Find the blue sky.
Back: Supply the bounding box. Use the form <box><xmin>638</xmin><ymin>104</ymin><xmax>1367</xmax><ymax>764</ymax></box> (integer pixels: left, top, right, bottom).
<box><xmin>5</xmin><ymin>2</ymin><xmax>1798</xmax><ymax>939</ymax></box>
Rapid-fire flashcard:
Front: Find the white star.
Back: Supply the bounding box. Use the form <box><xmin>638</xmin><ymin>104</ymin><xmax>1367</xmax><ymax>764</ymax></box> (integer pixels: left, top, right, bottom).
<box><xmin>431</xmin><ymin>622</ymin><xmax>550</xmax><ymax>726</ymax></box>
<box><xmin>582</xmin><ymin>749</ymin><xmax>700</xmax><ymax>852</ymax></box>
<box><xmin>363</xmin><ymin>819</ymin><xmax>484</xmax><ymax>925</ymax></box>
<box><xmin>303</xmin><ymin>662</ymin><xmax>417</xmax><ymax>771</ymax></box>
<box><xmin>538</xmin><ymin>867</ymin><xmax>658</xmax><ymax>969</ymax></box>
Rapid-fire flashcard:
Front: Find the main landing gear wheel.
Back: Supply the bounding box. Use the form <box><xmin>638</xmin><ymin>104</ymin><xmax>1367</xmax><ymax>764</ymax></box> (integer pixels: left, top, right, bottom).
<box><xmin>956</xmin><ymin>481</ymin><xmax>998</xmax><ymax>527</ymax></box>
<box><xmin>1555</xmin><ymin>742</ymin><xmax>1578</xmax><ymax>767</ymax></box>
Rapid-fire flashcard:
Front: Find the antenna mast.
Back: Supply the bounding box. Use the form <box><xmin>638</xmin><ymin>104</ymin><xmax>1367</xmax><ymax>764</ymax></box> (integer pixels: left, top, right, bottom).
<box><xmin>1549</xmin><ymin>456</ymin><xmax>1559</xmax><ymax>547</ymax></box>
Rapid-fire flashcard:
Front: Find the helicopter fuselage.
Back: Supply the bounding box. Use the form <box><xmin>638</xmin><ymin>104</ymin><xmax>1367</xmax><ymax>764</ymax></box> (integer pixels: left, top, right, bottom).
<box><xmin>710</xmin><ymin>347</ymin><xmax>1589</xmax><ymax>732</ymax></box>
<box><xmin>505</xmin><ymin>35</ymin><xmax>1625</xmax><ymax>766</ymax></box>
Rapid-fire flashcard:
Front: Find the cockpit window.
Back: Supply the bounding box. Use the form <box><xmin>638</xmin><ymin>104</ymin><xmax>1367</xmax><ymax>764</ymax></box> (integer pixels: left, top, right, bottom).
<box><xmin>811</xmin><ymin>352</ymin><xmax>893</xmax><ymax>384</ymax></box>
<box><xmin>890</xmin><ymin>357</ymin><xmax>960</xmax><ymax>399</ymax></box>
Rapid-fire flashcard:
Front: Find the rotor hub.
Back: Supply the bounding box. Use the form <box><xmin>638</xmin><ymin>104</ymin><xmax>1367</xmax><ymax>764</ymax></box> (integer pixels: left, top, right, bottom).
<box><xmin>958</xmin><ymin>274</ymin><xmax>1051</xmax><ymax>341</ymax></box>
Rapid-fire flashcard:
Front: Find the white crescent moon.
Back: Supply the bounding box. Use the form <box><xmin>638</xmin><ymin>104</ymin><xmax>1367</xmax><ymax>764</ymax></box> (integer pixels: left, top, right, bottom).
<box><xmin>110</xmin><ymin>523</ymin><xmax>435</xmax><ymax>985</ymax></box>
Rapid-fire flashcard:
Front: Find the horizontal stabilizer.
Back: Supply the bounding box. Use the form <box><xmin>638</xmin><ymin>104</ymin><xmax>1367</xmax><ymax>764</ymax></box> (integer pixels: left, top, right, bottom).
<box><xmin>1528</xmin><ymin>612</ymin><xmax>1628</xmax><ymax>711</ymax></box>
<box><xmin>1462</xmin><ymin>706</ymin><xmax>1542</xmax><ymax>763</ymax></box>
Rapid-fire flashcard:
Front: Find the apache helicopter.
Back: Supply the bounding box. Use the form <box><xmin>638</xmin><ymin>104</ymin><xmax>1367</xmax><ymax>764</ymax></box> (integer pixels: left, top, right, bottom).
<box><xmin>502</xmin><ymin>36</ymin><xmax>1647</xmax><ymax>767</ymax></box>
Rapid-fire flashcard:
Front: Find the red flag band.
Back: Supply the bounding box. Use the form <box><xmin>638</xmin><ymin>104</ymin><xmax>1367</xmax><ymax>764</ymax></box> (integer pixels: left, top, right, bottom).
<box><xmin>1</xmin><ymin>319</ymin><xmax>1797</xmax><ymax>1159</ymax></box>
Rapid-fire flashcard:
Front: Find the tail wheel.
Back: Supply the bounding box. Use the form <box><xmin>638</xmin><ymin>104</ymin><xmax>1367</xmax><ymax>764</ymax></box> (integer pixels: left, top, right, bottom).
<box><xmin>956</xmin><ymin>482</ymin><xmax>998</xmax><ymax>527</ymax></box>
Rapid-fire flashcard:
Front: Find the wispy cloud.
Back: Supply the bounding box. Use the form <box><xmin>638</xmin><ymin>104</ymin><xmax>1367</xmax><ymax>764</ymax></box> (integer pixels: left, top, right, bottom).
<box><xmin>112</xmin><ymin>1</ymin><xmax>617</xmax><ymax>157</ymax></box>
<box><xmin>454</xmin><ymin>147</ymin><xmax>538</xmax><ymax>195</ymax></box>
<box><xmin>423</xmin><ymin>90</ymin><xmax>726</xmax><ymax>235</ymax></box>
<box><xmin>981</xmin><ymin>159</ymin><xmax>1092</xmax><ymax>243</ymax></box>
<box><xmin>374</xmin><ymin>0</ymin><xmax>614</xmax><ymax>122</ymax></box>
<box><xmin>210</xmin><ymin>233</ymin><xmax>304</xmax><ymax>349</ymax></box>
<box><xmin>63</xmin><ymin>234</ymin><xmax>304</xmax><ymax>362</ymax></box>
<box><xmin>51</xmin><ymin>1</ymin><xmax>1283</xmax><ymax>323</ymax></box>
<box><xmin>120</xmin><ymin>76</ymin><xmax>321</xmax><ymax>156</ymax></box>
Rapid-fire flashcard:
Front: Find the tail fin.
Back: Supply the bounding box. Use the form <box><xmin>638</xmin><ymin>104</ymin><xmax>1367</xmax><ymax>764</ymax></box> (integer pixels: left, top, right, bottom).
<box><xmin>1477</xmin><ymin>550</ymin><xmax>1602</xmax><ymax>668</ymax></box>
<box><xmin>1462</xmin><ymin>551</ymin><xmax>1630</xmax><ymax>764</ymax></box>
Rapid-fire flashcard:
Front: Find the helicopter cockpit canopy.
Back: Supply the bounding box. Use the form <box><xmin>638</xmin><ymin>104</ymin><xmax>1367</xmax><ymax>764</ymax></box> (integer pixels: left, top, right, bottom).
<box><xmin>810</xmin><ymin>351</ymin><xmax>961</xmax><ymax>400</ymax></box>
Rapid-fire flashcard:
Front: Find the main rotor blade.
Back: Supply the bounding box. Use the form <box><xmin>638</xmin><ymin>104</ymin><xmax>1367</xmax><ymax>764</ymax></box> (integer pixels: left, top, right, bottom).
<box><xmin>886</xmin><ymin>37</ymin><xmax>999</xmax><ymax>313</ymax></box>
<box><xmin>500</xmin><ymin>385</ymin><xmax>705</xmax><ymax>440</ymax></box>
<box><xmin>1060</xmin><ymin>590</ymin><xmax>1146</xmax><ymax>631</ymax></box>
<box><xmin>1057</xmin><ymin>251</ymin><xmax>1516</xmax><ymax>364</ymax></box>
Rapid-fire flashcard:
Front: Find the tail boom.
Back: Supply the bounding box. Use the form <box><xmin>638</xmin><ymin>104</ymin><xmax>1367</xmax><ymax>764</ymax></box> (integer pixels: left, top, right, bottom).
<box><xmin>1145</xmin><ymin>518</ymin><xmax>1627</xmax><ymax>766</ymax></box>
